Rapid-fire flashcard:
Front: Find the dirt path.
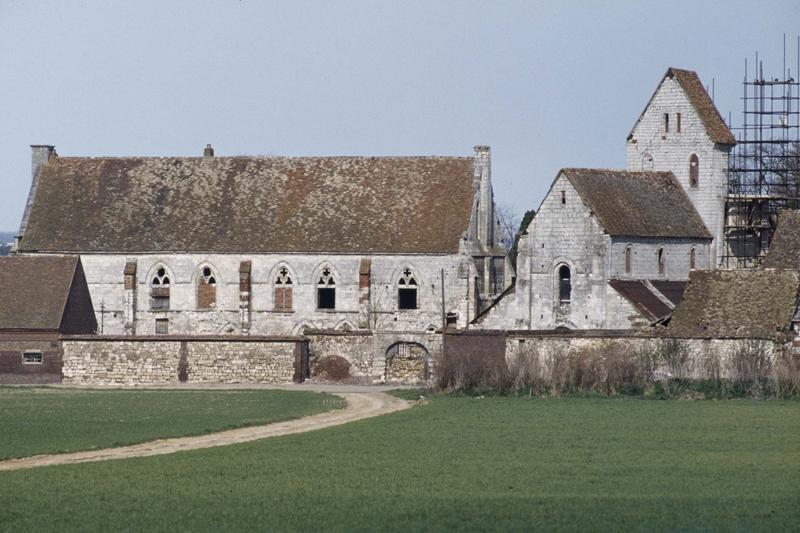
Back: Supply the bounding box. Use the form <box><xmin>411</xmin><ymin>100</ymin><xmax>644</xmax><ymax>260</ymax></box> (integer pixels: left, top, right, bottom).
<box><xmin>0</xmin><ymin>392</ymin><xmax>411</xmax><ymax>471</ymax></box>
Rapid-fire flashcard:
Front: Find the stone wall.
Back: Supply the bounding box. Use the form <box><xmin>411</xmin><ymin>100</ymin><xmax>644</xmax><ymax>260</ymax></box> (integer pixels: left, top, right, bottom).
<box><xmin>504</xmin><ymin>331</ymin><xmax>785</xmax><ymax>380</ymax></box>
<box><xmin>62</xmin><ymin>336</ymin><xmax>303</xmax><ymax>385</ymax></box>
<box><xmin>78</xmin><ymin>252</ymin><xmax>479</xmax><ymax>337</ymax></box>
<box><xmin>306</xmin><ymin>330</ymin><xmax>441</xmax><ymax>384</ymax></box>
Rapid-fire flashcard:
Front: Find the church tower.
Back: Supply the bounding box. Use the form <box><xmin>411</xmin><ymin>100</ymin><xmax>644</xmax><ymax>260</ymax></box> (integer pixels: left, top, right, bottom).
<box><xmin>626</xmin><ymin>67</ymin><xmax>735</xmax><ymax>267</ymax></box>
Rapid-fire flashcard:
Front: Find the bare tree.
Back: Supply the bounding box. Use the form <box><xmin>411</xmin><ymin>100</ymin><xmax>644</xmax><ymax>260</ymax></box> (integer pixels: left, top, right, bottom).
<box><xmin>495</xmin><ymin>204</ymin><xmax>520</xmax><ymax>254</ymax></box>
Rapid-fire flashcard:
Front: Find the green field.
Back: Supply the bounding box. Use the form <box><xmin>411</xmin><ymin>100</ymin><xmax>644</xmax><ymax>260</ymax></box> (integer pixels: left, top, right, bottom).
<box><xmin>0</xmin><ymin>387</ymin><xmax>342</xmax><ymax>460</ymax></box>
<box><xmin>0</xmin><ymin>395</ymin><xmax>798</xmax><ymax>532</ymax></box>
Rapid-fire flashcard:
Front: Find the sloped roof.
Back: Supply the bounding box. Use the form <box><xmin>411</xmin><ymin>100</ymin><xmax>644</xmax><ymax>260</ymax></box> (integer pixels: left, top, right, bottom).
<box><xmin>0</xmin><ymin>255</ymin><xmax>79</xmax><ymax>330</ymax></box>
<box><xmin>561</xmin><ymin>168</ymin><xmax>712</xmax><ymax>239</ymax></box>
<box><xmin>666</xmin><ymin>269</ymin><xmax>800</xmax><ymax>339</ymax></box>
<box><xmin>763</xmin><ymin>209</ymin><xmax>800</xmax><ymax>269</ymax></box>
<box><xmin>18</xmin><ymin>156</ymin><xmax>476</xmax><ymax>254</ymax></box>
<box><xmin>609</xmin><ymin>280</ymin><xmax>687</xmax><ymax>323</ymax></box>
<box><xmin>628</xmin><ymin>67</ymin><xmax>735</xmax><ymax>145</ymax></box>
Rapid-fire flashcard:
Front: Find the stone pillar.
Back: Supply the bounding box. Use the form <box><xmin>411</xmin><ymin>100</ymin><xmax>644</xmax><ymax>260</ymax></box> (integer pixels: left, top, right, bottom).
<box><xmin>123</xmin><ymin>260</ymin><xmax>137</xmax><ymax>335</ymax></box>
<box><xmin>473</xmin><ymin>145</ymin><xmax>493</xmax><ymax>247</ymax></box>
<box><xmin>239</xmin><ymin>260</ymin><xmax>252</xmax><ymax>334</ymax></box>
<box><xmin>358</xmin><ymin>258</ymin><xmax>372</xmax><ymax>329</ymax></box>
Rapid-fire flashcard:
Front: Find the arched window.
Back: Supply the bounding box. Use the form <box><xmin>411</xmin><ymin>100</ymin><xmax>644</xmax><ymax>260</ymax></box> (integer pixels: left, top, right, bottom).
<box><xmin>398</xmin><ymin>268</ymin><xmax>418</xmax><ymax>310</ymax></box>
<box><xmin>625</xmin><ymin>246</ymin><xmax>633</xmax><ymax>274</ymax></box>
<box><xmin>558</xmin><ymin>265</ymin><xmax>571</xmax><ymax>304</ymax></box>
<box><xmin>657</xmin><ymin>247</ymin><xmax>665</xmax><ymax>275</ymax></box>
<box><xmin>274</xmin><ymin>266</ymin><xmax>293</xmax><ymax>311</ymax></box>
<box><xmin>197</xmin><ymin>266</ymin><xmax>217</xmax><ymax>309</ymax></box>
<box><xmin>150</xmin><ymin>265</ymin><xmax>170</xmax><ymax>311</ymax></box>
<box><xmin>642</xmin><ymin>152</ymin><xmax>654</xmax><ymax>170</ymax></box>
<box><xmin>689</xmin><ymin>154</ymin><xmax>699</xmax><ymax>188</ymax></box>
<box><xmin>317</xmin><ymin>266</ymin><xmax>336</xmax><ymax>310</ymax></box>
<box><xmin>690</xmin><ymin>247</ymin><xmax>697</xmax><ymax>270</ymax></box>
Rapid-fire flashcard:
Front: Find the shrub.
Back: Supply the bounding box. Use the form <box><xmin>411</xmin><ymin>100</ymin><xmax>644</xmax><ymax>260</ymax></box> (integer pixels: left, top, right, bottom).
<box><xmin>312</xmin><ymin>355</ymin><xmax>352</xmax><ymax>381</ymax></box>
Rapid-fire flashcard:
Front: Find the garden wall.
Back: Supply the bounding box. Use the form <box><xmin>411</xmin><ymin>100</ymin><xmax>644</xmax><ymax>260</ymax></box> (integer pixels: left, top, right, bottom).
<box><xmin>61</xmin><ymin>336</ymin><xmax>305</xmax><ymax>385</ymax></box>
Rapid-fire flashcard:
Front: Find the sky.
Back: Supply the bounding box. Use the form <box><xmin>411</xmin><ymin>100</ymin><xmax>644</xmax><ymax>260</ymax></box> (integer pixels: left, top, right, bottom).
<box><xmin>1</xmin><ymin>0</ymin><xmax>798</xmax><ymax>231</ymax></box>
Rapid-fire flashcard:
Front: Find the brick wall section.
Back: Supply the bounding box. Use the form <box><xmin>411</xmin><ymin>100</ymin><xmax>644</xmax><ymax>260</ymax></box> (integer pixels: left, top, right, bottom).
<box><xmin>0</xmin><ymin>333</ymin><xmax>62</xmax><ymax>383</ymax></box>
<box><xmin>62</xmin><ymin>336</ymin><xmax>303</xmax><ymax>385</ymax></box>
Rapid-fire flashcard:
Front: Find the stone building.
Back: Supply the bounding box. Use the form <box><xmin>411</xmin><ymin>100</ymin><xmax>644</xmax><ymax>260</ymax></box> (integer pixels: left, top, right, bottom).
<box><xmin>14</xmin><ymin>145</ymin><xmax>511</xmax><ymax>336</ymax></box>
<box><xmin>0</xmin><ymin>255</ymin><xmax>97</xmax><ymax>383</ymax></box>
<box><xmin>476</xmin><ymin>168</ymin><xmax>711</xmax><ymax>329</ymax></box>
<box><xmin>626</xmin><ymin>67</ymin><xmax>736</xmax><ymax>266</ymax></box>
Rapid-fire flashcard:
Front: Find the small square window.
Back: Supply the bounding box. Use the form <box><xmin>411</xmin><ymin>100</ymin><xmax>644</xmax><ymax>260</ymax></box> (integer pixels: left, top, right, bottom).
<box><xmin>155</xmin><ymin>318</ymin><xmax>169</xmax><ymax>335</ymax></box>
<box><xmin>22</xmin><ymin>351</ymin><xmax>43</xmax><ymax>364</ymax></box>
<box><xmin>317</xmin><ymin>288</ymin><xmax>336</xmax><ymax>309</ymax></box>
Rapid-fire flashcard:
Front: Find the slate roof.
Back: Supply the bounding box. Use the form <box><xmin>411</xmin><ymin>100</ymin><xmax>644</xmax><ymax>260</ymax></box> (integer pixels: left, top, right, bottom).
<box><xmin>0</xmin><ymin>255</ymin><xmax>79</xmax><ymax>330</ymax></box>
<box><xmin>666</xmin><ymin>269</ymin><xmax>800</xmax><ymax>339</ymax></box>
<box><xmin>561</xmin><ymin>168</ymin><xmax>712</xmax><ymax>239</ymax></box>
<box><xmin>763</xmin><ymin>210</ymin><xmax>800</xmax><ymax>269</ymax></box>
<box><xmin>628</xmin><ymin>67</ymin><xmax>735</xmax><ymax>145</ymax></box>
<box><xmin>18</xmin><ymin>156</ymin><xmax>477</xmax><ymax>254</ymax></box>
<box><xmin>609</xmin><ymin>280</ymin><xmax>687</xmax><ymax>322</ymax></box>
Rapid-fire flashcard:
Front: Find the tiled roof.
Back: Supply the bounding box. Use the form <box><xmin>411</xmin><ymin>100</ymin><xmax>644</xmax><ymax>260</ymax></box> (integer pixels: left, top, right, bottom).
<box><xmin>669</xmin><ymin>68</ymin><xmax>736</xmax><ymax>145</ymax></box>
<box><xmin>666</xmin><ymin>269</ymin><xmax>800</xmax><ymax>339</ymax></box>
<box><xmin>18</xmin><ymin>155</ymin><xmax>476</xmax><ymax>254</ymax></box>
<box><xmin>561</xmin><ymin>169</ymin><xmax>712</xmax><ymax>239</ymax></box>
<box><xmin>0</xmin><ymin>255</ymin><xmax>79</xmax><ymax>330</ymax></box>
<box><xmin>609</xmin><ymin>280</ymin><xmax>687</xmax><ymax>323</ymax></box>
<box><xmin>763</xmin><ymin>209</ymin><xmax>800</xmax><ymax>269</ymax></box>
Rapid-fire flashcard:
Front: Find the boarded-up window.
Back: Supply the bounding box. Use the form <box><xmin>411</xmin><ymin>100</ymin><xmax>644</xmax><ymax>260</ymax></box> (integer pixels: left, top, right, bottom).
<box><xmin>625</xmin><ymin>246</ymin><xmax>632</xmax><ymax>274</ymax></box>
<box><xmin>398</xmin><ymin>268</ymin><xmax>418</xmax><ymax>310</ymax></box>
<box><xmin>150</xmin><ymin>266</ymin><xmax>170</xmax><ymax>310</ymax></box>
<box><xmin>689</xmin><ymin>154</ymin><xmax>699</xmax><ymax>188</ymax></box>
<box><xmin>558</xmin><ymin>265</ymin><xmax>571</xmax><ymax>303</ymax></box>
<box><xmin>317</xmin><ymin>267</ymin><xmax>336</xmax><ymax>310</ymax></box>
<box><xmin>197</xmin><ymin>266</ymin><xmax>217</xmax><ymax>309</ymax></box>
<box><xmin>155</xmin><ymin>318</ymin><xmax>169</xmax><ymax>335</ymax></box>
<box><xmin>274</xmin><ymin>266</ymin><xmax>293</xmax><ymax>311</ymax></box>
<box><xmin>658</xmin><ymin>248</ymin><xmax>665</xmax><ymax>275</ymax></box>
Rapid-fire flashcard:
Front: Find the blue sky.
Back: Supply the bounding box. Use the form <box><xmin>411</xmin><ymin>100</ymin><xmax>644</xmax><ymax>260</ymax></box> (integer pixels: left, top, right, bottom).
<box><xmin>1</xmin><ymin>0</ymin><xmax>798</xmax><ymax>231</ymax></box>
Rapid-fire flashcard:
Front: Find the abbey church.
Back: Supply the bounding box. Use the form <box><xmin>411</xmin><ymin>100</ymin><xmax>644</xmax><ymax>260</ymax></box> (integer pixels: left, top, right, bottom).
<box><xmin>4</xmin><ymin>66</ymin><xmax>798</xmax><ymax>385</ymax></box>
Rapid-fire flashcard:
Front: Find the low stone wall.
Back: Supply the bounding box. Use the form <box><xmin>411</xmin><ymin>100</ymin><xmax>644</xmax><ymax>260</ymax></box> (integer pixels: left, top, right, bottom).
<box><xmin>306</xmin><ymin>330</ymin><xmax>441</xmax><ymax>384</ymax></box>
<box><xmin>502</xmin><ymin>331</ymin><xmax>786</xmax><ymax>380</ymax></box>
<box><xmin>62</xmin><ymin>336</ymin><xmax>304</xmax><ymax>385</ymax></box>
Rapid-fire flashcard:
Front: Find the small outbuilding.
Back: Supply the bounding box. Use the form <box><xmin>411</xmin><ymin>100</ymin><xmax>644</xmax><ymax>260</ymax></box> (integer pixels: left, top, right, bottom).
<box><xmin>0</xmin><ymin>255</ymin><xmax>96</xmax><ymax>383</ymax></box>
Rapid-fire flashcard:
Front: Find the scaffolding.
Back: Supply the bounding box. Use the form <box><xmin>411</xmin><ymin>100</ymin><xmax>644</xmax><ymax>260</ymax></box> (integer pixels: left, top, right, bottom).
<box><xmin>724</xmin><ymin>36</ymin><xmax>800</xmax><ymax>268</ymax></box>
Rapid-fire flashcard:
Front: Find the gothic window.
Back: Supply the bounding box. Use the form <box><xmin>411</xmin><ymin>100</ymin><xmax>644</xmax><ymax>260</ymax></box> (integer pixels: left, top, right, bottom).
<box><xmin>690</xmin><ymin>247</ymin><xmax>697</xmax><ymax>270</ymax></box>
<box><xmin>398</xmin><ymin>268</ymin><xmax>418</xmax><ymax>310</ymax></box>
<box><xmin>197</xmin><ymin>266</ymin><xmax>217</xmax><ymax>309</ymax></box>
<box><xmin>317</xmin><ymin>267</ymin><xmax>336</xmax><ymax>310</ymax></box>
<box><xmin>558</xmin><ymin>265</ymin><xmax>571</xmax><ymax>304</ymax></box>
<box><xmin>689</xmin><ymin>154</ymin><xmax>699</xmax><ymax>188</ymax></box>
<box><xmin>274</xmin><ymin>266</ymin><xmax>293</xmax><ymax>311</ymax></box>
<box><xmin>625</xmin><ymin>246</ymin><xmax>633</xmax><ymax>274</ymax></box>
<box><xmin>657</xmin><ymin>247</ymin><xmax>665</xmax><ymax>275</ymax></box>
<box><xmin>150</xmin><ymin>266</ymin><xmax>170</xmax><ymax>310</ymax></box>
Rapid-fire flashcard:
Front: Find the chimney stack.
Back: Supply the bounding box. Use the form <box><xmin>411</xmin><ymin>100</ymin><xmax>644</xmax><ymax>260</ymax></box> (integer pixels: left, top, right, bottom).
<box><xmin>203</xmin><ymin>144</ymin><xmax>214</xmax><ymax>157</ymax></box>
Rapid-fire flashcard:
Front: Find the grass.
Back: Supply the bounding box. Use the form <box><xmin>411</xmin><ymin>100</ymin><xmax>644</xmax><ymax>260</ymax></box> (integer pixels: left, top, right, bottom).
<box><xmin>0</xmin><ymin>387</ymin><xmax>342</xmax><ymax>460</ymax></box>
<box><xmin>0</xmin><ymin>395</ymin><xmax>797</xmax><ymax>531</ymax></box>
